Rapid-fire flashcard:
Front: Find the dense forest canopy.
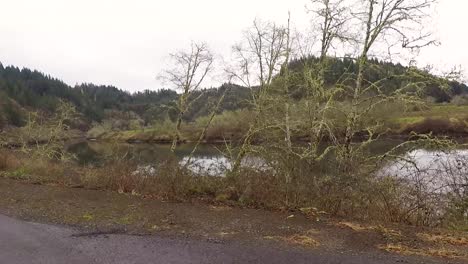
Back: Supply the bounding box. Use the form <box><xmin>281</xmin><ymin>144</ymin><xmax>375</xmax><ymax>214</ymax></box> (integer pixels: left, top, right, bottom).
<box><xmin>0</xmin><ymin>59</ymin><xmax>466</xmax><ymax>130</ymax></box>
<box><xmin>288</xmin><ymin>56</ymin><xmax>468</xmax><ymax>101</ymax></box>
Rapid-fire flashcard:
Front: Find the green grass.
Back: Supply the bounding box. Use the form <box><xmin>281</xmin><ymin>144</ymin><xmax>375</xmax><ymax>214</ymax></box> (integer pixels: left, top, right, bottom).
<box><xmin>386</xmin><ymin>104</ymin><xmax>468</xmax><ymax>134</ymax></box>
<box><xmin>390</xmin><ymin>104</ymin><xmax>468</xmax><ymax>125</ymax></box>
<box><xmin>391</xmin><ymin>116</ymin><xmax>425</xmax><ymax>126</ymax></box>
<box><xmin>91</xmin><ymin>110</ymin><xmax>253</xmax><ymax>143</ymax></box>
<box><xmin>99</xmin><ymin>129</ymin><xmax>174</xmax><ymax>142</ymax></box>
<box><xmin>409</xmin><ymin>105</ymin><xmax>468</xmax><ymax>118</ymax></box>
<box><xmin>91</xmin><ymin>104</ymin><xmax>468</xmax><ymax>141</ymax></box>
<box><xmin>4</xmin><ymin>167</ymin><xmax>30</xmax><ymax>180</ymax></box>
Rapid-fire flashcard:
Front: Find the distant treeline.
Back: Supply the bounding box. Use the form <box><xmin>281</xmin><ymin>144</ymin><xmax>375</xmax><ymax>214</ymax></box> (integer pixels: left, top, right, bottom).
<box><xmin>288</xmin><ymin>56</ymin><xmax>468</xmax><ymax>101</ymax></box>
<box><xmin>0</xmin><ymin>58</ymin><xmax>466</xmax><ymax>129</ymax></box>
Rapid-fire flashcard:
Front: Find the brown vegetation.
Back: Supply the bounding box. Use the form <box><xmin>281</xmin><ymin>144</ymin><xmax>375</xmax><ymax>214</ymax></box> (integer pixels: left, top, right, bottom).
<box><xmin>400</xmin><ymin>118</ymin><xmax>468</xmax><ymax>135</ymax></box>
<box><xmin>1</xmin><ymin>146</ymin><xmax>466</xmax><ymax>231</ymax></box>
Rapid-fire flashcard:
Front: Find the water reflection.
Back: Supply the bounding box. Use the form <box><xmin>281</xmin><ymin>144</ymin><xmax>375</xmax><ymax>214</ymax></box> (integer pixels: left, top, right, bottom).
<box><xmin>179</xmin><ymin>156</ymin><xmax>270</xmax><ymax>176</ymax></box>
<box><xmin>180</xmin><ymin>156</ymin><xmax>232</xmax><ymax>176</ymax></box>
<box><xmin>380</xmin><ymin>149</ymin><xmax>468</xmax><ymax>193</ymax></box>
<box><xmin>68</xmin><ymin>141</ymin><xmax>270</xmax><ymax>176</ymax></box>
<box><xmin>68</xmin><ymin>141</ymin><xmax>223</xmax><ymax>166</ymax></box>
<box><xmin>68</xmin><ymin>140</ymin><xmax>468</xmax><ymax>187</ymax></box>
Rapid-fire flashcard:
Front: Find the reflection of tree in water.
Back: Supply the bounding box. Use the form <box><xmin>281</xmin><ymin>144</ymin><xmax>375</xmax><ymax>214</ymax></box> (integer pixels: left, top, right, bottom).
<box><xmin>68</xmin><ymin>141</ymin><xmax>223</xmax><ymax>166</ymax></box>
<box><xmin>68</xmin><ymin>141</ymin><xmax>273</xmax><ymax>176</ymax></box>
<box><xmin>67</xmin><ymin>142</ymin><xmax>101</xmax><ymax>165</ymax></box>
<box><xmin>180</xmin><ymin>156</ymin><xmax>270</xmax><ymax>176</ymax></box>
<box><xmin>69</xmin><ymin>140</ymin><xmax>410</xmax><ymax>172</ymax></box>
<box><xmin>381</xmin><ymin>149</ymin><xmax>468</xmax><ymax>194</ymax></box>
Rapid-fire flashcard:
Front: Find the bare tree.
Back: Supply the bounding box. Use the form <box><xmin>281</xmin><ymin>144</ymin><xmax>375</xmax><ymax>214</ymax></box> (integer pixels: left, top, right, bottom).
<box><xmin>19</xmin><ymin>100</ymin><xmax>78</xmax><ymax>161</ymax></box>
<box><xmin>227</xmin><ymin>19</ymin><xmax>290</xmax><ymax>174</ymax></box>
<box><xmin>308</xmin><ymin>0</ymin><xmax>353</xmax><ymax>62</ymax></box>
<box><xmin>342</xmin><ymin>0</ymin><xmax>437</xmax><ymax>160</ymax></box>
<box><xmin>159</xmin><ymin>42</ymin><xmax>214</xmax><ymax>152</ymax></box>
<box><xmin>301</xmin><ymin>0</ymin><xmax>354</xmax><ymax>158</ymax></box>
<box><xmin>184</xmin><ymin>85</ymin><xmax>231</xmax><ymax>167</ymax></box>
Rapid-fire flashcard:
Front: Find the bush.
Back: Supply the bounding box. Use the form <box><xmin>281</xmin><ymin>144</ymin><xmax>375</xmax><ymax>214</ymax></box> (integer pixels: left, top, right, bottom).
<box><xmin>2</xmin><ymin>139</ymin><xmax>465</xmax><ymax>228</ymax></box>
<box><xmin>451</xmin><ymin>95</ymin><xmax>468</xmax><ymax>106</ymax></box>
<box><xmin>0</xmin><ymin>151</ymin><xmax>20</xmax><ymax>172</ymax></box>
<box><xmin>195</xmin><ymin>110</ymin><xmax>253</xmax><ymax>141</ymax></box>
<box><xmin>0</xmin><ymin>152</ymin><xmax>8</xmax><ymax>171</ymax></box>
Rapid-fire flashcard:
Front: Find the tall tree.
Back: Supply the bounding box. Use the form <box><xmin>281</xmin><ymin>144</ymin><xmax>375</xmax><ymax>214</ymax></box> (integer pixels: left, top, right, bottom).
<box><xmin>343</xmin><ymin>0</ymin><xmax>437</xmax><ymax>159</ymax></box>
<box><xmin>227</xmin><ymin>19</ymin><xmax>290</xmax><ymax>174</ymax></box>
<box><xmin>158</xmin><ymin>42</ymin><xmax>214</xmax><ymax>152</ymax></box>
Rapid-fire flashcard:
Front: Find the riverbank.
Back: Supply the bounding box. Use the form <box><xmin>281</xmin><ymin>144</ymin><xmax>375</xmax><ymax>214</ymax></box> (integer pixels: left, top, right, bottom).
<box><xmin>0</xmin><ymin>178</ymin><xmax>466</xmax><ymax>263</ymax></box>
<box><xmin>88</xmin><ymin>104</ymin><xmax>468</xmax><ymax>144</ymax></box>
<box><xmin>0</xmin><ymin>129</ymin><xmax>85</xmax><ymax>148</ymax></box>
<box><xmin>2</xmin><ymin>141</ymin><xmax>468</xmax><ymax>227</ymax></box>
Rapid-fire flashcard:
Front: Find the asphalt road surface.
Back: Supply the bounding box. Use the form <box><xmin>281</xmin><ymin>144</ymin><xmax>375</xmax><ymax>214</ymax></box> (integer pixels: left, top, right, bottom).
<box><xmin>0</xmin><ymin>214</ymin><xmax>445</xmax><ymax>264</ymax></box>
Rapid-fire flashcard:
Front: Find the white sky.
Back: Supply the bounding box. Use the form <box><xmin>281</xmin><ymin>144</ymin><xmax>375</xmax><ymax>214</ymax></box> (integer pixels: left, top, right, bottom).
<box><xmin>0</xmin><ymin>0</ymin><xmax>466</xmax><ymax>92</ymax></box>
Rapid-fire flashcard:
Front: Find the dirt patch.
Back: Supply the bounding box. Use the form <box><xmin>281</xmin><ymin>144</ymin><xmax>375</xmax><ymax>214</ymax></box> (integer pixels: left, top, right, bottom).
<box><xmin>0</xmin><ymin>178</ymin><xmax>323</xmax><ymax>240</ymax></box>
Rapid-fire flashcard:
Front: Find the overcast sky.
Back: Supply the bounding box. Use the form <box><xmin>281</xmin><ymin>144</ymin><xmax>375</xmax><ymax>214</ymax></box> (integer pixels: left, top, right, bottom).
<box><xmin>0</xmin><ymin>0</ymin><xmax>466</xmax><ymax>92</ymax></box>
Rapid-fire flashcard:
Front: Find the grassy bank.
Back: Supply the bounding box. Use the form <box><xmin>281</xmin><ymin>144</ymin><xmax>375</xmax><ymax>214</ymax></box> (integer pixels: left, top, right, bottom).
<box><xmin>87</xmin><ymin>104</ymin><xmax>468</xmax><ymax>144</ymax></box>
<box><xmin>389</xmin><ymin>105</ymin><xmax>468</xmax><ymax>136</ymax></box>
<box><xmin>87</xmin><ymin>110</ymin><xmax>252</xmax><ymax>143</ymax></box>
<box><xmin>1</xmin><ymin>146</ymin><xmax>467</xmax><ymax>230</ymax></box>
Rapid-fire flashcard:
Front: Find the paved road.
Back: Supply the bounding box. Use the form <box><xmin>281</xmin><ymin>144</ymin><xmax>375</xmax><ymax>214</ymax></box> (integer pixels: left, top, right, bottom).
<box><xmin>0</xmin><ymin>214</ymin><xmax>445</xmax><ymax>264</ymax></box>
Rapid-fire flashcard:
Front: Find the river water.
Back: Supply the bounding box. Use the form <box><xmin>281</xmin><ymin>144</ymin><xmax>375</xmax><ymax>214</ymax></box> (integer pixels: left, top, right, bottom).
<box><xmin>68</xmin><ymin>140</ymin><xmax>406</xmax><ymax>167</ymax></box>
<box><xmin>67</xmin><ymin>141</ymin><xmax>269</xmax><ymax>176</ymax></box>
<box><xmin>68</xmin><ymin>140</ymin><xmax>468</xmax><ymax>192</ymax></box>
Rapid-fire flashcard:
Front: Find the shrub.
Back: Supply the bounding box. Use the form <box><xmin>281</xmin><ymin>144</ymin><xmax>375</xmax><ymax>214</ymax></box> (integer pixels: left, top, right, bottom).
<box><xmin>195</xmin><ymin>110</ymin><xmax>253</xmax><ymax>141</ymax></box>
<box><xmin>0</xmin><ymin>151</ymin><xmax>20</xmax><ymax>172</ymax></box>
<box><xmin>0</xmin><ymin>152</ymin><xmax>8</xmax><ymax>171</ymax></box>
<box><xmin>451</xmin><ymin>95</ymin><xmax>468</xmax><ymax>106</ymax></box>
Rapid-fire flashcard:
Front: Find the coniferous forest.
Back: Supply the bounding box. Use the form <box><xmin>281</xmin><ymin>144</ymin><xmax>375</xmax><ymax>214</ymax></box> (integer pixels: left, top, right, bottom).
<box><xmin>1</xmin><ymin>58</ymin><xmax>466</xmax><ymax>131</ymax></box>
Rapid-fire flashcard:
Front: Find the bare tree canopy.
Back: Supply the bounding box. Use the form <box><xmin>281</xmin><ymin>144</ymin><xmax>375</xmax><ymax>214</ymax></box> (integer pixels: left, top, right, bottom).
<box><xmin>307</xmin><ymin>0</ymin><xmax>354</xmax><ymax>59</ymax></box>
<box><xmin>159</xmin><ymin>42</ymin><xmax>215</xmax><ymax>152</ymax></box>
<box><xmin>355</xmin><ymin>0</ymin><xmax>437</xmax><ymax>57</ymax></box>
<box><xmin>159</xmin><ymin>42</ymin><xmax>214</xmax><ymax>93</ymax></box>
<box><xmin>228</xmin><ymin>19</ymin><xmax>290</xmax><ymax>90</ymax></box>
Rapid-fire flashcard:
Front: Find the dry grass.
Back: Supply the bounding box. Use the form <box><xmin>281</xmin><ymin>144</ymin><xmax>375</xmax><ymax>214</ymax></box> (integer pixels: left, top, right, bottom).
<box><xmin>0</xmin><ymin>151</ymin><xmax>227</xmax><ymax>202</ymax></box>
<box><xmin>284</xmin><ymin>234</ymin><xmax>321</xmax><ymax>247</ymax></box>
<box><xmin>376</xmin><ymin>228</ymin><xmax>468</xmax><ymax>260</ymax></box>
<box><xmin>336</xmin><ymin>221</ymin><xmax>371</xmax><ymax>232</ymax></box>
<box><xmin>0</xmin><ymin>147</ymin><xmax>466</xmax><ymax>234</ymax></box>
<box><xmin>0</xmin><ymin>151</ymin><xmax>71</xmax><ymax>184</ymax></box>
<box><xmin>379</xmin><ymin>243</ymin><xmax>467</xmax><ymax>259</ymax></box>
<box><xmin>0</xmin><ymin>152</ymin><xmax>10</xmax><ymax>171</ymax></box>
<box><xmin>0</xmin><ymin>150</ymin><xmax>20</xmax><ymax>171</ymax></box>
<box><xmin>0</xmin><ymin>150</ymin><xmax>25</xmax><ymax>180</ymax></box>
<box><xmin>335</xmin><ymin>222</ymin><xmax>402</xmax><ymax>241</ymax></box>
<box><xmin>375</xmin><ymin>226</ymin><xmax>403</xmax><ymax>242</ymax></box>
<box><xmin>0</xmin><ymin>153</ymin><xmax>202</xmax><ymax>205</ymax></box>
<box><xmin>399</xmin><ymin>117</ymin><xmax>468</xmax><ymax>135</ymax></box>
<box><xmin>334</xmin><ymin>220</ymin><xmax>468</xmax><ymax>259</ymax></box>
<box><xmin>264</xmin><ymin>231</ymin><xmax>321</xmax><ymax>248</ymax></box>
<box><xmin>417</xmin><ymin>232</ymin><xmax>468</xmax><ymax>246</ymax></box>
<box><xmin>208</xmin><ymin>205</ymin><xmax>232</xmax><ymax>211</ymax></box>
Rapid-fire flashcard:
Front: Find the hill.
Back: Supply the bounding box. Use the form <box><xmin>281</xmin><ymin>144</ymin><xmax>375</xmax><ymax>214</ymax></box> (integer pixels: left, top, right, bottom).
<box><xmin>0</xmin><ymin>59</ymin><xmax>466</xmax><ymax>130</ymax></box>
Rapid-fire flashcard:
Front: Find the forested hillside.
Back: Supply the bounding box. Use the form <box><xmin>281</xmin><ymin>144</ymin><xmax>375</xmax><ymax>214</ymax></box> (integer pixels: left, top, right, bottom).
<box><xmin>0</xmin><ymin>59</ymin><xmax>466</xmax><ymax>130</ymax></box>
<box><xmin>288</xmin><ymin>57</ymin><xmax>468</xmax><ymax>102</ymax></box>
